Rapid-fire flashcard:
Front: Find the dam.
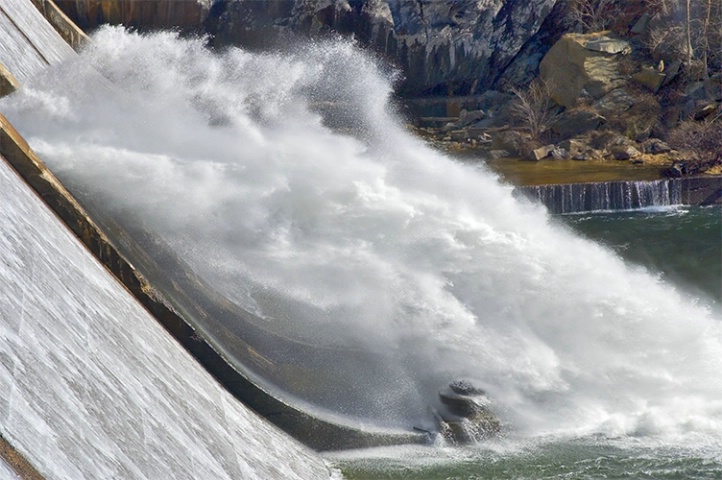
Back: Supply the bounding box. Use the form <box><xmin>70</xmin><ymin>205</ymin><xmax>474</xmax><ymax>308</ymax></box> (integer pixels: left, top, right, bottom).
<box><xmin>0</xmin><ymin>1</ymin><xmax>332</xmax><ymax>478</ymax></box>
<box><xmin>2</xmin><ymin>1</ymin><xmax>722</xmax><ymax>479</ymax></box>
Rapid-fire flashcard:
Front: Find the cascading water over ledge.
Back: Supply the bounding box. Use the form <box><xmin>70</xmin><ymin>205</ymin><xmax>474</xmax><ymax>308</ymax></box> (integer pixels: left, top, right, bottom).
<box><xmin>517</xmin><ymin>177</ymin><xmax>722</xmax><ymax>214</ymax></box>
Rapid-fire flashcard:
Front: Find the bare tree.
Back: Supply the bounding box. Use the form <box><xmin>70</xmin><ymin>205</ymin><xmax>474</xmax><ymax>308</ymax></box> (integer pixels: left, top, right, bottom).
<box><xmin>510</xmin><ymin>79</ymin><xmax>559</xmax><ymax>141</ymax></box>
<box><xmin>685</xmin><ymin>0</ymin><xmax>693</xmax><ymax>69</ymax></box>
<box><xmin>645</xmin><ymin>0</ymin><xmax>722</xmax><ymax>78</ymax></box>
<box><xmin>568</xmin><ymin>0</ymin><xmax>619</xmax><ymax>32</ymax></box>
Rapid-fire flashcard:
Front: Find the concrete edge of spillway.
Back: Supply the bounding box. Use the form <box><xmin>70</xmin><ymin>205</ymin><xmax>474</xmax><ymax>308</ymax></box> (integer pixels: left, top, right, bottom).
<box><xmin>0</xmin><ymin>0</ymin><xmax>427</xmax><ymax>452</ymax></box>
<box><xmin>0</xmin><ymin>432</ymin><xmax>44</xmax><ymax>480</ymax></box>
<box><xmin>29</xmin><ymin>0</ymin><xmax>89</xmax><ymax>50</ymax></box>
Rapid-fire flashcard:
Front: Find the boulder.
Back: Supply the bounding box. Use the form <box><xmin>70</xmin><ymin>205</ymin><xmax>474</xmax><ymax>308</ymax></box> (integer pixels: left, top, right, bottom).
<box><xmin>584</xmin><ymin>37</ymin><xmax>631</xmax><ymax>55</ymax></box>
<box><xmin>633</xmin><ymin>66</ymin><xmax>666</xmax><ymax>92</ymax></box>
<box><xmin>661</xmin><ymin>60</ymin><xmax>682</xmax><ymax>86</ymax></box>
<box><xmin>540</xmin><ymin>33</ymin><xmax>628</xmax><ymax>107</ymax></box>
<box><xmin>611</xmin><ymin>144</ymin><xmax>641</xmax><ymax>160</ymax></box>
<box><xmin>532</xmin><ymin>144</ymin><xmax>555</xmax><ymax>161</ymax></box>
<box><xmin>631</xmin><ymin>12</ymin><xmax>651</xmax><ymax>34</ymax></box>
<box><xmin>693</xmin><ymin>102</ymin><xmax>719</xmax><ymax>121</ymax></box>
<box><xmin>589</xmin><ymin>130</ymin><xmax>629</xmax><ymax>151</ymax></box>
<box><xmin>436</xmin><ymin>380</ymin><xmax>501</xmax><ymax>444</ymax></box>
<box><xmin>489</xmin><ymin>129</ymin><xmax>527</xmax><ymax>155</ymax></box>
<box><xmin>642</xmin><ymin>138</ymin><xmax>671</xmax><ymax>154</ymax></box>
<box><xmin>448</xmin><ymin>129</ymin><xmax>470</xmax><ymax>142</ymax></box>
<box><xmin>594</xmin><ymin>88</ymin><xmax>636</xmax><ymax>114</ymax></box>
<box><xmin>560</xmin><ymin>138</ymin><xmax>586</xmax><ymax>154</ymax></box>
<box><xmin>488</xmin><ymin>149</ymin><xmax>512</xmax><ymax>159</ymax></box>
<box><xmin>550</xmin><ymin>109</ymin><xmax>605</xmax><ymax>139</ymax></box>
<box><xmin>456</xmin><ymin>109</ymin><xmax>486</xmax><ymax>127</ymax></box>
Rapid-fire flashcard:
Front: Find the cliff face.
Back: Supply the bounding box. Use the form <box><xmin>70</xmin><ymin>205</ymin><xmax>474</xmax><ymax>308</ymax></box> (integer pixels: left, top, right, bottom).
<box><xmin>56</xmin><ymin>0</ymin><xmax>564</xmax><ymax>96</ymax></box>
<box><xmin>208</xmin><ymin>0</ymin><xmax>562</xmax><ymax>95</ymax></box>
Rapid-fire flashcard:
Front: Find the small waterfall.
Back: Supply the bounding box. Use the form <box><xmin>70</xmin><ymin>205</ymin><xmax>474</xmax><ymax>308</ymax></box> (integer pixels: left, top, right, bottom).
<box><xmin>518</xmin><ymin>179</ymin><xmax>683</xmax><ymax>214</ymax></box>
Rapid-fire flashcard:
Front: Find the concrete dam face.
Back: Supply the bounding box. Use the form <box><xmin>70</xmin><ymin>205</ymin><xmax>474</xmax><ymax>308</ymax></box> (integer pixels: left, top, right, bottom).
<box><xmin>0</xmin><ymin>1</ymin><xmax>330</xmax><ymax>478</ymax></box>
<box><xmin>0</xmin><ymin>152</ymin><xmax>329</xmax><ymax>479</ymax></box>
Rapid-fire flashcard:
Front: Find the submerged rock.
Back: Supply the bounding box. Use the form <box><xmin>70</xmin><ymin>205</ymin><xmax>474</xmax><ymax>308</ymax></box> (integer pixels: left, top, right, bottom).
<box><xmin>434</xmin><ymin>380</ymin><xmax>501</xmax><ymax>444</ymax></box>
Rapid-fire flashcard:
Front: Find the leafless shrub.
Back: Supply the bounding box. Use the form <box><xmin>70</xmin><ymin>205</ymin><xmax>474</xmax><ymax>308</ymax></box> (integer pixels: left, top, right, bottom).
<box><xmin>647</xmin><ymin>24</ymin><xmax>686</xmax><ymax>60</ymax></box>
<box><xmin>509</xmin><ymin>79</ymin><xmax>560</xmax><ymax>142</ymax></box>
<box><xmin>607</xmin><ymin>92</ymin><xmax>662</xmax><ymax>141</ymax></box>
<box><xmin>567</xmin><ymin>0</ymin><xmax>620</xmax><ymax>33</ymax></box>
<box><xmin>645</xmin><ymin>0</ymin><xmax>722</xmax><ymax>76</ymax></box>
<box><xmin>667</xmin><ymin>118</ymin><xmax>722</xmax><ymax>168</ymax></box>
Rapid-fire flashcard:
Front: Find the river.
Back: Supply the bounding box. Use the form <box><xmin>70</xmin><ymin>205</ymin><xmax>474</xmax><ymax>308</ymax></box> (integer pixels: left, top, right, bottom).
<box><xmin>2</xmin><ymin>25</ymin><xmax>721</xmax><ymax>479</ymax></box>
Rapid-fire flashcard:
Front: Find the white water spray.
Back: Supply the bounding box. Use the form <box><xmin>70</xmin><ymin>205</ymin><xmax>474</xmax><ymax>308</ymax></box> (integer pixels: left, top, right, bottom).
<box><xmin>3</xmin><ymin>27</ymin><xmax>721</xmax><ymax>445</ymax></box>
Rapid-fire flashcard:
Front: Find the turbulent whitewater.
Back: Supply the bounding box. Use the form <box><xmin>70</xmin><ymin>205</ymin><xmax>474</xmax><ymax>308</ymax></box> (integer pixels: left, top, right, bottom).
<box><xmin>2</xmin><ymin>27</ymin><xmax>722</xmax><ymax>449</ymax></box>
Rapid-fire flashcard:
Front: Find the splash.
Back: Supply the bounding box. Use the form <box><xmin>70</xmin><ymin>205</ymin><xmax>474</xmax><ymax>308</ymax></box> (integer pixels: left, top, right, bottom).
<box><xmin>2</xmin><ymin>27</ymin><xmax>721</xmax><ymax>445</ymax></box>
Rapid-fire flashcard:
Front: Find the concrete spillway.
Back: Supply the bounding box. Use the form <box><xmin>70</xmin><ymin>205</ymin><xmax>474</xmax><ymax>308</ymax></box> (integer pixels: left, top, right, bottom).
<box><xmin>0</xmin><ymin>153</ymin><xmax>330</xmax><ymax>478</ymax></box>
<box><xmin>0</xmin><ymin>0</ymin><xmax>75</xmax><ymax>82</ymax></box>
<box><xmin>0</xmin><ymin>458</ymin><xmax>21</xmax><ymax>480</ymax></box>
<box><xmin>0</xmin><ymin>1</ymin><xmax>331</xmax><ymax>477</ymax></box>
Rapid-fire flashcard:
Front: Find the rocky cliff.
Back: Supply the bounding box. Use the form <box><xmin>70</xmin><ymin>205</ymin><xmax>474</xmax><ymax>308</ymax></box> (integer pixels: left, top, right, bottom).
<box><xmin>208</xmin><ymin>0</ymin><xmax>564</xmax><ymax>95</ymax></box>
<box><xmin>56</xmin><ymin>0</ymin><xmax>566</xmax><ymax>96</ymax></box>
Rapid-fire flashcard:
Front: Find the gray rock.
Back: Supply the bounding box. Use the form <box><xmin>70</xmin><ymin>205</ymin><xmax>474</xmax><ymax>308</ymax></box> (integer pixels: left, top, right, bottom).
<box><xmin>693</xmin><ymin>102</ymin><xmax>719</xmax><ymax>121</ymax></box>
<box><xmin>448</xmin><ymin>129</ymin><xmax>469</xmax><ymax>142</ymax></box>
<box><xmin>633</xmin><ymin>66</ymin><xmax>666</xmax><ymax>92</ymax></box>
<box><xmin>550</xmin><ymin>109</ymin><xmax>605</xmax><ymax>139</ymax></box>
<box><xmin>584</xmin><ymin>37</ymin><xmax>631</xmax><ymax>55</ymax></box>
<box><xmin>631</xmin><ymin>13</ymin><xmax>651</xmax><ymax>34</ymax></box>
<box><xmin>532</xmin><ymin>144</ymin><xmax>555</xmax><ymax>161</ymax></box>
<box><xmin>589</xmin><ymin>130</ymin><xmax>629</xmax><ymax>151</ymax></box>
<box><xmin>611</xmin><ymin>144</ymin><xmax>641</xmax><ymax>160</ymax></box>
<box><xmin>490</xmin><ymin>129</ymin><xmax>527</xmax><ymax>155</ymax></box>
<box><xmin>436</xmin><ymin>380</ymin><xmax>501</xmax><ymax>444</ymax></box>
<box><xmin>208</xmin><ymin>0</ymin><xmax>560</xmax><ymax>96</ymax></box>
<box><xmin>594</xmin><ymin>88</ymin><xmax>636</xmax><ymax>114</ymax></box>
<box><xmin>662</xmin><ymin>60</ymin><xmax>682</xmax><ymax>86</ymax></box>
<box><xmin>541</xmin><ymin>33</ymin><xmax>627</xmax><ymax>107</ymax></box>
<box><xmin>488</xmin><ymin>149</ymin><xmax>512</xmax><ymax>159</ymax></box>
<box><xmin>642</xmin><ymin>139</ymin><xmax>671</xmax><ymax>154</ymax></box>
<box><xmin>456</xmin><ymin>109</ymin><xmax>486</xmax><ymax>127</ymax></box>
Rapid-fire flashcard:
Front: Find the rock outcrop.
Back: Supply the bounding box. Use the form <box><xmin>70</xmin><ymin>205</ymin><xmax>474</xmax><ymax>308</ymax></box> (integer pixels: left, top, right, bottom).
<box><xmin>540</xmin><ymin>33</ymin><xmax>629</xmax><ymax>108</ymax></box>
<box><xmin>208</xmin><ymin>0</ymin><xmax>561</xmax><ymax>96</ymax></box>
<box><xmin>56</xmin><ymin>0</ymin><xmax>564</xmax><ymax>96</ymax></box>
